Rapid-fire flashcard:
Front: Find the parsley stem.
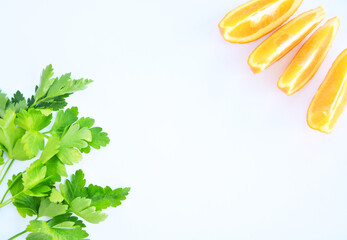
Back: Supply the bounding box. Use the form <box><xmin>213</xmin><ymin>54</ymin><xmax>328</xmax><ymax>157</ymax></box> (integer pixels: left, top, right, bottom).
<box><xmin>0</xmin><ymin>172</ymin><xmax>23</xmax><ymax>204</ymax></box>
<box><xmin>8</xmin><ymin>230</ymin><xmax>27</xmax><ymax>240</ymax></box>
<box><xmin>43</xmin><ymin>134</ymin><xmax>50</xmax><ymax>139</ymax></box>
<box><xmin>0</xmin><ymin>158</ymin><xmax>11</xmax><ymax>179</ymax></box>
<box><xmin>0</xmin><ymin>159</ymin><xmax>14</xmax><ymax>187</ymax></box>
<box><xmin>0</xmin><ymin>196</ymin><xmax>13</xmax><ymax>208</ymax></box>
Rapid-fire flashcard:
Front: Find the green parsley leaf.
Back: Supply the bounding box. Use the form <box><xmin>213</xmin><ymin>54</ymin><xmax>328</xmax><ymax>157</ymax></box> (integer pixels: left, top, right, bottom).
<box><xmin>0</xmin><ymin>90</ymin><xmax>29</xmax><ymax>117</ymax></box>
<box><xmin>51</xmin><ymin>107</ymin><xmax>79</xmax><ymax>136</ymax></box>
<box><xmin>27</xmin><ymin>95</ymin><xmax>35</xmax><ymax>108</ymax></box>
<box><xmin>0</xmin><ymin>90</ymin><xmax>9</xmax><ymax>118</ymax></box>
<box><xmin>26</xmin><ymin>220</ymin><xmax>89</xmax><ymax>240</ymax></box>
<box><xmin>88</xmin><ymin>127</ymin><xmax>110</xmax><ymax>149</ymax></box>
<box><xmin>12</xmin><ymin>139</ymin><xmax>31</xmax><ymax>160</ymax></box>
<box><xmin>11</xmin><ymin>91</ymin><xmax>26</xmax><ymax>104</ymax></box>
<box><xmin>0</xmin><ymin>109</ymin><xmax>24</xmax><ymax>157</ymax></box>
<box><xmin>45</xmin><ymin>156</ymin><xmax>67</xmax><ymax>183</ymax></box>
<box><xmin>8</xmin><ymin>174</ymin><xmax>41</xmax><ymax>218</ymax></box>
<box><xmin>15</xmin><ymin>108</ymin><xmax>52</xmax><ymax>131</ymax></box>
<box><xmin>12</xmin><ymin>127</ymin><xmax>37</xmax><ymax>160</ymax></box>
<box><xmin>21</xmin><ymin>130</ymin><xmax>45</xmax><ymax>159</ymax></box>
<box><xmin>47</xmin><ymin>213</ymin><xmax>86</xmax><ymax>228</ymax></box>
<box><xmin>39</xmin><ymin>136</ymin><xmax>61</xmax><ymax>164</ymax></box>
<box><xmin>8</xmin><ymin>173</ymin><xmax>24</xmax><ymax>196</ymax></box>
<box><xmin>60</xmin><ymin>124</ymin><xmax>91</xmax><ymax>149</ymax></box>
<box><xmin>38</xmin><ymin>198</ymin><xmax>68</xmax><ymax>218</ymax></box>
<box><xmin>22</xmin><ymin>163</ymin><xmax>47</xmax><ymax>190</ymax></box>
<box><xmin>80</xmin><ymin>145</ymin><xmax>91</xmax><ymax>154</ymax></box>
<box><xmin>76</xmin><ymin>118</ymin><xmax>110</xmax><ymax>153</ymax></box>
<box><xmin>33</xmin><ymin>65</ymin><xmax>92</xmax><ymax>111</ymax></box>
<box><xmin>82</xmin><ymin>185</ymin><xmax>130</xmax><ymax>211</ymax></box>
<box><xmin>76</xmin><ymin>117</ymin><xmax>95</xmax><ymax>129</ymax></box>
<box><xmin>46</xmin><ymin>73</ymin><xmax>92</xmax><ymax>100</ymax></box>
<box><xmin>2</xmin><ymin>90</ymin><xmax>28</xmax><ymax>113</ymax></box>
<box><xmin>59</xmin><ymin>170</ymin><xmax>86</xmax><ymax>204</ymax></box>
<box><xmin>8</xmin><ymin>100</ymin><xmax>28</xmax><ymax>113</ymax></box>
<box><xmin>12</xmin><ymin>193</ymin><xmax>41</xmax><ymax>218</ymax></box>
<box><xmin>27</xmin><ymin>185</ymin><xmax>52</xmax><ymax>197</ymax></box>
<box><xmin>53</xmin><ymin>117</ymin><xmax>91</xmax><ymax>165</ymax></box>
<box><xmin>34</xmin><ymin>94</ymin><xmax>70</xmax><ymax>111</ymax></box>
<box><xmin>45</xmin><ymin>73</ymin><xmax>72</xmax><ymax>99</ymax></box>
<box><xmin>22</xmin><ymin>162</ymin><xmax>51</xmax><ymax>196</ymax></box>
<box><xmin>70</xmin><ymin>197</ymin><xmax>108</xmax><ymax>224</ymax></box>
<box><xmin>0</xmin><ymin>109</ymin><xmax>16</xmax><ymax>152</ymax></box>
<box><xmin>35</xmin><ymin>64</ymin><xmax>55</xmax><ymax>101</ymax></box>
<box><xmin>57</xmin><ymin>147</ymin><xmax>82</xmax><ymax>165</ymax></box>
<box><xmin>49</xmin><ymin>188</ymin><xmax>64</xmax><ymax>203</ymax></box>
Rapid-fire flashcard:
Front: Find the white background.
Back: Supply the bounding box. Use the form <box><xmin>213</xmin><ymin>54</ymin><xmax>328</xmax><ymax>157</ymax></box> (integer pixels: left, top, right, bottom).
<box><xmin>0</xmin><ymin>0</ymin><xmax>347</xmax><ymax>239</ymax></box>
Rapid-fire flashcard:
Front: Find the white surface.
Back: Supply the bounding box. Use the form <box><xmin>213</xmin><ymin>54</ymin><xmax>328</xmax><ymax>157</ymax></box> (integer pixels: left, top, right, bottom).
<box><xmin>0</xmin><ymin>0</ymin><xmax>347</xmax><ymax>239</ymax></box>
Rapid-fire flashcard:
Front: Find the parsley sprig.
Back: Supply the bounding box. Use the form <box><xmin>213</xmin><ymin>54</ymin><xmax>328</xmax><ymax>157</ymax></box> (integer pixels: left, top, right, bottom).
<box><xmin>0</xmin><ymin>65</ymin><xmax>129</xmax><ymax>239</ymax></box>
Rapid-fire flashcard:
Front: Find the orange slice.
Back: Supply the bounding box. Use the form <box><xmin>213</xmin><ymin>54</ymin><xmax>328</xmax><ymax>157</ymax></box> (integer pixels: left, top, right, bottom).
<box><xmin>307</xmin><ymin>49</ymin><xmax>347</xmax><ymax>134</ymax></box>
<box><xmin>218</xmin><ymin>0</ymin><xmax>303</xmax><ymax>44</ymax></box>
<box><xmin>278</xmin><ymin>17</ymin><xmax>340</xmax><ymax>96</ymax></box>
<box><xmin>248</xmin><ymin>7</ymin><xmax>325</xmax><ymax>73</ymax></box>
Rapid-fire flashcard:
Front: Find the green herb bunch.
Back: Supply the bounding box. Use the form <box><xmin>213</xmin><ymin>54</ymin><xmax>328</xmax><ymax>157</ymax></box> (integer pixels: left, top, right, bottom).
<box><xmin>0</xmin><ymin>65</ymin><xmax>130</xmax><ymax>239</ymax></box>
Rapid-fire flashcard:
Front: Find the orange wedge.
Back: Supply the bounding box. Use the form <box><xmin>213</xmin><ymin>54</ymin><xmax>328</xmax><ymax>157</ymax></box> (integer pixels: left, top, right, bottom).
<box><xmin>307</xmin><ymin>49</ymin><xmax>347</xmax><ymax>134</ymax></box>
<box><xmin>219</xmin><ymin>0</ymin><xmax>303</xmax><ymax>44</ymax></box>
<box><xmin>278</xmin><ymin>17</ymin><xmax>340</xmax><ymax>95</ymax></box>
<box><xmin>248</xmin><ymin>7</ymin><xmax>325</xmax><ymax>73</ymax></box>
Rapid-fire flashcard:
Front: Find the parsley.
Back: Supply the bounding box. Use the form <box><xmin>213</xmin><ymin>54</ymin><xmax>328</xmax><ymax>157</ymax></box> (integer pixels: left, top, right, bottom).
<box><xmin>0</xmin><ymin>65</ymin><xmax>129</xmax><ymax>239</ymax></box>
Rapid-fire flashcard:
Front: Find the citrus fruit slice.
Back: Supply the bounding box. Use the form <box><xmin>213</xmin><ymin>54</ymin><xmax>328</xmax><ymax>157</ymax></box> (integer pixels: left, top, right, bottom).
<box><xmin>307</xmin><ymin>49</ymin><xmax>347</xmax><ymax>134</ymax></box>
<box><xmin>278</xmin><ymin>17</ymin><xmax>340</xmax><ymax>96</ymax></box>
<box><xmin>248</xmin><ymin>7</ymin><xmax>325</xmax><ymax>73</ymax></box>
<box><xmin>219</xmin><ymin>0</ymin><xmax>303</xmax><ymax>44</ymax></box>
